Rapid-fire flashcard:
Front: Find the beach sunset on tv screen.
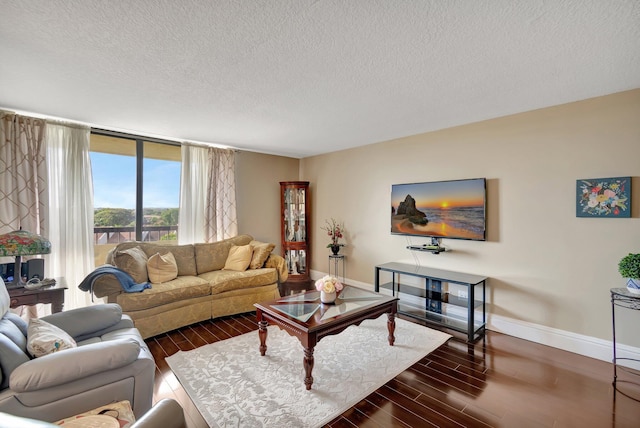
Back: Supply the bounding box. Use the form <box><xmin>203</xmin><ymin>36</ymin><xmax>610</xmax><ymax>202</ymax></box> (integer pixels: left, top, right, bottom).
<box><xmin>391</xmin><ymin>178</ymin><xmax>486</xmax><ymax>240</ymax></box>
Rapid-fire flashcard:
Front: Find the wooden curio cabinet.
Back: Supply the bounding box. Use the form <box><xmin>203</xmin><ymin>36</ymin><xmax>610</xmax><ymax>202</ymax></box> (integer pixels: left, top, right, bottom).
<box><xmin>280</xmin><ymin>181</ymin><xmax>310</xmax><ymax>282</ymax></box>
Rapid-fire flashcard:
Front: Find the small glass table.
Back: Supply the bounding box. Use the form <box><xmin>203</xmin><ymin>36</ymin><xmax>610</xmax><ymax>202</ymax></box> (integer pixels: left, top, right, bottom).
<box><xmin>254</xmin><ymin>285</ymin><xmax>398</xmax><ymax>390</ymax></box>
<box><xmin>328</xmin><ymin>254</ymin><xmax>345</xmax><ymax>283</ymax></box>
<box><xmin>610</xmin><ymin>288</ymin><xmax>640</xmax><ymax>395</ymax></box>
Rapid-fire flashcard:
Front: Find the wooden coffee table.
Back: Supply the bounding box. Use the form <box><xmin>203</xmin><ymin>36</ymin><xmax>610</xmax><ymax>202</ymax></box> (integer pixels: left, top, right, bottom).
<box><xmin>254</xmin><ymin>285</ymin><xmax>398</xmax><ymax>390</ymax></box>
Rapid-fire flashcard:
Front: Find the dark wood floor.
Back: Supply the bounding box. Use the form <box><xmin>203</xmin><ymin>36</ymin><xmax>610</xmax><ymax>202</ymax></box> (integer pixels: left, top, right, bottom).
<box><xmin>145</xmin><ymin>283</ymin><xmax>640</xmax><ymax>427</ymax></box>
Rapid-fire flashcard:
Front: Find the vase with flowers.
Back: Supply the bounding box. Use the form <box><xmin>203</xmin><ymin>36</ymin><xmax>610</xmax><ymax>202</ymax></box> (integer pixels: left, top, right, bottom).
<box><xmin>322</xmin><ymin>218</ymin><xmax>345</xmax><ymax>255</ymax></box>
<box><xmin>315</xmin><ymin>275</ymin><xmax>344</xmax><ymax>304</ymax></box>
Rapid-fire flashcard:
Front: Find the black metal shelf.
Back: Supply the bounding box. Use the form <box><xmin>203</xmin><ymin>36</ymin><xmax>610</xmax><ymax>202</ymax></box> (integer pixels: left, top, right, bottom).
<box><xmin>375</xmin><ymin>262</ymin><xmax>487</xmax><ymax>342</ymax></box>
<box><xmin>406</xmin><ymin>245</ymin><xmax>446</xmax><ymax>254</ymax></box>
<box><xmin>378</xmin><ymin>282</ymin><xmax>483</xmax><ymax>309</ymax></box>
<box><xmin>398</xmin><ymin>301</ymin><xmax>485</xmax><ymax>331</ymax></box>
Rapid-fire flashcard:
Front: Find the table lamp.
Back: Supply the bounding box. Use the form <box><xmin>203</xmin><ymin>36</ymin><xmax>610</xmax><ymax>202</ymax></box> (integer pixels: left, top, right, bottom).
<box><xmin>0</xmin><ymin>229</ymin><xmax>51</xmax><ymax>289</ymax></box>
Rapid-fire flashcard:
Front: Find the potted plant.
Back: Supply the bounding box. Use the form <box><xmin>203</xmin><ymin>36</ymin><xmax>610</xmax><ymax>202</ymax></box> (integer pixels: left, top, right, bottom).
<box><xmin>322</xmin><ymin>218</ymin><xmax>345</xmax><ymax>255</ymax></box>
<box><xmin>618</xmin><ymin>253</ymin><xmax>640</xmax><ymax>294</ymax></box>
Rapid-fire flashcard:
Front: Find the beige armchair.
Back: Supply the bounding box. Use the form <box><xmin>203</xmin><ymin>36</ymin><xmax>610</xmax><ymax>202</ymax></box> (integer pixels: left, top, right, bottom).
<box><xmin>0</xmin><ymin>277</ymin><xmax>155</xmax><ymax>422</ymax></box>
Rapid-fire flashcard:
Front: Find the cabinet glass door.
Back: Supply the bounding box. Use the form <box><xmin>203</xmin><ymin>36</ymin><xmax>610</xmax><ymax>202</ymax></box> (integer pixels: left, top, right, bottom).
<box><xmin>280</xmin><ymin>182</ymin><xmax>310</xmax><ymax>281</ymax></box>
<box><xmin>284</xmin><ymin>188</ymin><xmax>306</xmax><ymax>242</ymax></box>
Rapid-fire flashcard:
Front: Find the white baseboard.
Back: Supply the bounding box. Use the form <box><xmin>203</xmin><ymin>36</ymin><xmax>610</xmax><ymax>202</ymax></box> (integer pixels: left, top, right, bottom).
<box><xmin>488</xmin><ymin>313</ymin><xmax>640</xmax><ymax>370</ymax></box>
<box><xmin>311</xmin><ymin>270</ymin><xmax>640</xmax><ymax>370</ymax></box>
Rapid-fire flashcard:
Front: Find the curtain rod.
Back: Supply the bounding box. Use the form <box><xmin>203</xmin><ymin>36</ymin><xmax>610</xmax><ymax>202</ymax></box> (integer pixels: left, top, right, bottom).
<box><xmin>93</xmin><ymin>128</ymin><xmax>238</xmax><ymax>151</ymax></box>
<box><xmin>1</xmin><ymin>107</ymin><xmax>239</xmax><ymax>151</ymax></box>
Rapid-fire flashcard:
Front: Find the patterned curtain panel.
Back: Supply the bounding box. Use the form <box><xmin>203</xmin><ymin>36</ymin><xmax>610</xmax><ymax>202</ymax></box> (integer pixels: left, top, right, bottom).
<box><xmin>0</xmin><ymin>111</ymin><xmax>48</xmax><ymax>242</ymax></box>
<box><xmin>205</xmin><ymin>148</ymin><xmax>237</xmax><ymax>242</ymax></box>
<box><xmin>0</xmin><ymin>111</ymin><xmax>48</xmax><ymax>318</ymax></box>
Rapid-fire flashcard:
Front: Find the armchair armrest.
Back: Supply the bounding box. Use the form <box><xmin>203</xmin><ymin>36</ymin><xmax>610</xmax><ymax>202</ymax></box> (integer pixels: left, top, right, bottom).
<box><xmin>10</xmin><ymin>338</ymin><xmax>140</xmax><ymax>392</ymax></box>
<box><xmin>133</xmin><ymin>399</ymin><xmax>186</xmax><ymax>428</ymax></box>
<box><xmin>41</xmin><ymin>304</ymin><xmax>126</xmax><ymax>339</ymax></box>
<box><xmin>0</xmin><ymin>399</ymin><xmax>185</xmax><ymax>428</ymax></box>
<box><xmin>86</xmin><ymin>265</ymin><xmax>126</xmax><ymax>299</ymax></box>
<box><xmin>264</xmin><ymin>254</ymin><xmax>288</xmax><ymax>283</ymax></box>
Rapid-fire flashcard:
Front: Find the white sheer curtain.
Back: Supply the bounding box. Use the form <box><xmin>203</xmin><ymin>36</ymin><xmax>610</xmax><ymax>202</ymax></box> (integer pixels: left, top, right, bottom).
<box><xmin>46</xmin><ymin>121</ymin><xmax>96</xmax><ymax>309</ymax></box>
<box><xmin>178</xmin><ymin>145</ymin><xmax>209</xmax><ymax>244</ymax></box>
<box><xmin>178</xmin><ymin>145</ymin><xmax>237</xmax><ymax>244</ymax></box>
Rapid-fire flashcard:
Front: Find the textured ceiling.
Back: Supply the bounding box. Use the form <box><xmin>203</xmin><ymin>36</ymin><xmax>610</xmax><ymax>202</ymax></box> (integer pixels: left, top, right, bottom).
<box><xmin>1</xmin><ymin>0</ymin><xmax>639</xmax><ymax>158</ymax></box>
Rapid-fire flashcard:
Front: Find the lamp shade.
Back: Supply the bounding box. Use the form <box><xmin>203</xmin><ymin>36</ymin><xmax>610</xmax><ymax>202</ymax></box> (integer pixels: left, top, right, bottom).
<box><xmin>0</xmin><ymin>230</ymin><xmax>51</xmax><ymax>256</ymax></box>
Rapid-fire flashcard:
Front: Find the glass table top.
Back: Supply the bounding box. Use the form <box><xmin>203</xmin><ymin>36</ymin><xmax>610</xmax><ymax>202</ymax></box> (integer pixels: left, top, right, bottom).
<box><xmin>268</xmin><ymin>285</ymin><xmax>388</xmax><ymax>323</ymax></box>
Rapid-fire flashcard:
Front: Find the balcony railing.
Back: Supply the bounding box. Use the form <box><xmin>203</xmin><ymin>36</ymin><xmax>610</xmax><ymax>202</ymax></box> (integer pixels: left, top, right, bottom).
<box><xmin>93</xmin><ymin>226</ymin><xmax>178</xmax><ymax>244</ymax></box>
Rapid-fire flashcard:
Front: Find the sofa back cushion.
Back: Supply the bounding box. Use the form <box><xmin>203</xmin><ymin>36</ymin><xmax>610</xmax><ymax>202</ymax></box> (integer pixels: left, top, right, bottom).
<box><xmin>113</xmin><ymin>246</ymin><xmax>149</xmax><ymax>283</ymax></box>
<box><xmin>195</xmin><ymin>235</ymin><xmax>253</xmax><ymax>274</ymax></box>
<box><xmin>249</xmin><ymin>240</ymin><xmax>276</xmax><ymax>269</ymax></box>
<box><xmin>0</xmin><ymin>314</ymin><xmax>30</xmax><ymax>389</ymax></box>
<box><xmin>107</xmin><ymin>242</ymin><xmax>197</xmax><ymax>276</ymax></box>
<box><xmin>0</xmin><ymin>278</ymin><xmax>9</xmax><ymax>318</ymax></box>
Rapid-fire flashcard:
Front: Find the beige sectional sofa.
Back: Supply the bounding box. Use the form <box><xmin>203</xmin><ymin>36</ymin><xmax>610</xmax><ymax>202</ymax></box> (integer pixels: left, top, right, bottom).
<box><xmin>86</xmin><ymin>234</ymin><xmax>287</xmax><ymax>339</ymax></box>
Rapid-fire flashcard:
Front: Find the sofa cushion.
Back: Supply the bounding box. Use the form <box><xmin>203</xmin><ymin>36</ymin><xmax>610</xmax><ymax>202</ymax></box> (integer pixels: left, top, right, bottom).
<box><xmin>116</xmin><ymin>276</ymin><xmax>210</xmax><ymax>312</ymax></box>
<box><xmin>199</xmin><ymin>268</ymin><xmax>278</xmax><ymax>295</ymax></box>
<box><xmin>0</xmin><ymin>326</ymin><xmax>31</xmax><ymax>389</ymax></box>
<box><xmin>109</xmin><ymin>242</ymin><xmax>197</xmax><ymax>276</ymax></box>
<box><xmin>113</xmin><ymin>246</ymin><xmax>148</xmax><ymax>284</ymax></box>
<box><xmin>223</xmin><ymin>245</ymin><xmax>253</xmax><ymax>271</ymax></box>
<box><xmin>147</xmin><ymin>252</ymin><xmax>179</xmax><ymax>283</ymax></box>
<box><xmin>27</xmin><ymin>318</ymin><xmax>77</xmax><ymax>358</ymax></box>
<box><xmin>249</xmin><ymin>240</ymin><xmax>275</xmax><ymax>269</ymax></box>
<box><xmin>194</xmin><ymin>235</ymin><xmax>253</xmax><ymax>274</ymax></box>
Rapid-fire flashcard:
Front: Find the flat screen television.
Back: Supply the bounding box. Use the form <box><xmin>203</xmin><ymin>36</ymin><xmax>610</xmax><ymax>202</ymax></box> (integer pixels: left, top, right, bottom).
<box><xmin>391</xmin><ymin>178</ymin><xmax>486</xmax><ymax>241</ymax></box>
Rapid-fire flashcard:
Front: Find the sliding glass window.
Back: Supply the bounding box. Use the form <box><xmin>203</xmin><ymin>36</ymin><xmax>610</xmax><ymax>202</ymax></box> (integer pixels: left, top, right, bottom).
<box><xmin>90</xmin><ymin>133</ymin><xmax>181</xmax><ymax>248</ymax></box>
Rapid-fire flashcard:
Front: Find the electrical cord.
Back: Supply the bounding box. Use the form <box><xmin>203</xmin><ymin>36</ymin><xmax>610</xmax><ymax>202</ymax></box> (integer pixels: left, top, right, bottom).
<box><xmin>24</xmin><ymin>277</ymin><xmax>57</xmax><ymax>290</ymax></box>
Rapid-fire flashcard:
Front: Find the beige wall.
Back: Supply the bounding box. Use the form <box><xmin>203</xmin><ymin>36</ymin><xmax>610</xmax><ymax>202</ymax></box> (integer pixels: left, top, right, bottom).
<box><xmin>301</xmin><ymin>89</ymin><xmax>640</xmax><ymax>344</ymax></box>
<box><xmin>235</xmin><ymin>151</ymin><xmax>299</xmax><ymax>254</ymax></box>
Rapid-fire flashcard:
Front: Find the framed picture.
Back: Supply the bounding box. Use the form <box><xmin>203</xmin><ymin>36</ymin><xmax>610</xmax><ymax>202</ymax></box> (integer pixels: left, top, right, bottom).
<box><xmin>576</xmin><ymin>177</ymin><xmax>631</xmax><ymax>218</ymax></box>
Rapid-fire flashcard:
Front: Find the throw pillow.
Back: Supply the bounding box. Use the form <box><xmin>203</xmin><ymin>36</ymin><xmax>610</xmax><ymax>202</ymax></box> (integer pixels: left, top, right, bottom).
<box><xmin>223</xmin><ymin>245</ymin><xmax>253</xmax><ymax>271</ymax></box>
<box><xmin>249</xmin><ymin>240</ymin><xmax>275</xmax><ymax>269</ymax></box>
<box><xmin>55</xmin><ymin>400</ymin><xmax>136</xmax><ymax>427</ymax></box>
<box><xmin>27</xmin><ymin>318</ymin><xmax>77</xmax><ymax>358</ymax></box>
<box><xmin>147</xmin><ymin>252</ymin><xmax>178</xmax><ymax>283</ymax></box>
<box><xmin>113</xmin><ymin>246</ymin><xmax>149</xmax><ymax>284</ymax></box>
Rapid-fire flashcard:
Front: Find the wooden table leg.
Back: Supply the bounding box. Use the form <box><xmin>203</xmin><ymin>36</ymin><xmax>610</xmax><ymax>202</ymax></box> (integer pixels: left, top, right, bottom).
<box><xmin>257</xmin><ymin>311</ymin><xmax>268</xmax><ymax>356</ymax></box>
<box><xmin>387</xmin><ymin>312</ymin><xmax>396</xmax><ymax>346</ymax></box>
<box><xmin>303</xmin><ymin>347</ymin><xmax>314</xmax><ymax>390</ymax></box>
<box><xmin>51</xmin><ymin>291</ymin><xmax>65</xmax><ymax>313</ymax></box>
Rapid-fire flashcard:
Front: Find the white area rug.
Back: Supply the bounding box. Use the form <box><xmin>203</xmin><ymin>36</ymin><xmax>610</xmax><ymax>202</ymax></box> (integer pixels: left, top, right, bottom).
<box><xmin>166</xmin><ymin>316</ymin><xmax>450</xmax><ymax>428</ymax></box>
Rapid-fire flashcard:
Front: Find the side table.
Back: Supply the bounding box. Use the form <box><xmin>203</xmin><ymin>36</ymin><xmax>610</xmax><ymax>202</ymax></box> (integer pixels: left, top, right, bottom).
<box><xmin>610</xmin><ymin>287</ymin><xmax>640</xmax><ymax>390</ymax></box>
<box><xmin>328</xmin><ymin>254</ymin><xmax>345</xmax><ymax>283</ymax></box>
<box><xmin>8</xmin><ymin>278</ymin><xmax>68</xmax><ymax>313</ymax></box>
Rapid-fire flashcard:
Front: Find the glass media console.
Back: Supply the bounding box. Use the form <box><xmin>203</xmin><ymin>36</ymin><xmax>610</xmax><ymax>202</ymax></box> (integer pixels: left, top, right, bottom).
<box><xmin>375</xmin><ymin>262</ymin><xmax>487</xmax><ymax>341</ymax></box>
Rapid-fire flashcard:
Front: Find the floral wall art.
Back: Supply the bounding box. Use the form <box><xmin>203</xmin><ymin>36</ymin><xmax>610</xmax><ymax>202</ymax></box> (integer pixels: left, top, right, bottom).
<box><xmin>576</xmin><ymin>176</ymin><xmax>631</xmax><ymax>218</ymax></box>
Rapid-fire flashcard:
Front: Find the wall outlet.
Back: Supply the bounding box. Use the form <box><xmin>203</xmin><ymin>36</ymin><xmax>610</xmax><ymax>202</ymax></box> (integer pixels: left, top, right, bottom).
<box><xmin>458</xmin><ymin>290</ymin><xmax>468</xmax><ymax>299</ymax></box>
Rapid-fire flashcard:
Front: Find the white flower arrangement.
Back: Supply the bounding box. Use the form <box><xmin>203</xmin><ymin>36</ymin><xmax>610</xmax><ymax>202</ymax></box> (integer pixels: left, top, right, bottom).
<box><xmin>315</xmin><ymin>275</ymin><xmax>344</xmax><ymax>293</ymax></box>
